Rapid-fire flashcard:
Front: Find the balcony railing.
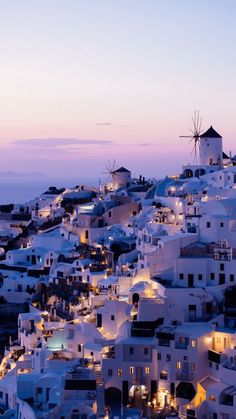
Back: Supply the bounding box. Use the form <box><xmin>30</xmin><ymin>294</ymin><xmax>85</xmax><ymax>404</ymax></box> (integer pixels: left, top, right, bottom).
<box><xmin>176</xmin><ymin>370</ymin><xmax>194</xmax><ymax>382</ymax></box>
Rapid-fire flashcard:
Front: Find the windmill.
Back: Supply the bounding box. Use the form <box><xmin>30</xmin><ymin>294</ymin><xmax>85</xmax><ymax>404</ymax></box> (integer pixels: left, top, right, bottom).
<box><xmin>180</xmin><ymin>110</ymin><xmax>203</xmax><ymax>163</ymax></box>
<box><xmin>102</xmin><ymin>159</ymin><xmax>118</xmax><ymax>186</ymax></box>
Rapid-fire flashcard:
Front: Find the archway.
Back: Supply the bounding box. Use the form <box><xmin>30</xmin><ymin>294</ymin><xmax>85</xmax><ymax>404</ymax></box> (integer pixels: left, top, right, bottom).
<box><xmin>132</xmin><ymin>293</ymin><xmax>140</xmax><ymax>305</ymax></box>
<box><xmin>183</xmin><ymin>169</ymin><xmax>193</xmax><ymax>178</ymax></box>
<box><xmin>71</xmin><ymin>409</ymin><xmax>79</xmax><ymax>419</ymax></box>
<box><xmin>105</xmin><ymin>387</ymin><xmax>122</xmax><ymax>416</ymax></box>
<box><xmin>195</xmin><ymin>168</ymin><xmax>206</xmax><ymax>178</ymax></box>
<box><xmin>176</xmin><ymin>382</ymin><xmax>196</xmax><ymax>400</ymax></box>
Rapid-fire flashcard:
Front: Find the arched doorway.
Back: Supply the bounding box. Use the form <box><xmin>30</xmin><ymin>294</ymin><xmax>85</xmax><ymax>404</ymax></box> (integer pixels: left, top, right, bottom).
<box><xmin>183</xmin><ymin>169</ymin><xmax>193</xmax><ymax>178</ymax></box>
<box><xmin>71</xmin><ymin>410</ymin><xmax>79</xmax><ymax>419</ymax></box>
<box><xmin>195</xmin><ymin>168</ymin><xmax>206</xmax><ymax>178</ymax></box>
<box><xmin>132</xmin><ymin>293</ymin><xmax>140</xmax><ymax>305</ymax></box>
<box><xmin>105</xmin><ymin>387</ymin><xmax>122</xmax><ymax>416</ymax></box>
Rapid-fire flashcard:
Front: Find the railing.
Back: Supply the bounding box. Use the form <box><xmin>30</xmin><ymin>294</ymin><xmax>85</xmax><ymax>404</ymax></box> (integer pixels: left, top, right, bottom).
<box><xmin>176</xmin><ymin>370</ymin><xmax>194</xmax><ymax>381</ymax></box>
<box><xmin>158</xmin><ymin>339</ymin><xmax>170</xmax><ymax>347</ymax></box>
<box><xmin>175</xmin><ymin>342</ymin><xmax>188</xmax><ymax>350</ymax></box>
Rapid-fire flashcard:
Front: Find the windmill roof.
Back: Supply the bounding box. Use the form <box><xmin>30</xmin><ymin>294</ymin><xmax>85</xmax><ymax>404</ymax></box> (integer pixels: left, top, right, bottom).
<box><xmin>200</xmin><ymin>126</ymin><xmax>222</xmax><ymax>139</ymax></box>
<box><xmin>114</xmin><ymin>166</ymin><xmax>130</xmax><ymax>173</ymax></box>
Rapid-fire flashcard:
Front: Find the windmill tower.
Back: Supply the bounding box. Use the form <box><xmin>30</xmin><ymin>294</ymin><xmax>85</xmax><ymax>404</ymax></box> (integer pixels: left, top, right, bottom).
<box><xmin>180</xmin><ymin>110</ymin><xmax>203</xmax><ymax>163</ymax></box>
<box><xmin>199</xmin><ymin>126</ymin><xmax>222</xmax><ymax>167</ymax></box>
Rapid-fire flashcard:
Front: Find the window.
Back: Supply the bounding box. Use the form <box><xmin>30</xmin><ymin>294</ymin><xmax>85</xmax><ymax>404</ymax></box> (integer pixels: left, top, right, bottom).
<box><xmin>158</xmin><ymin>353</ymin><xmax>161</xmax><ymax>361</ymax></box>
<box><xmin>191</xmin><ymin>339</ymin><xmax>196</xmax><ymax>348</ymax></box>
<box><xmin>184</xmin><ymin>355</ymin><xmax>188</xmax><ymax>361</ymax></box>
<box><xmin>206</xmin><ymin>222</ymin><xmax>211</xmax><ymax>228</ymax></box>
<box><xmin>220</xmin><ymin>222</ymin><xmax>224</xmax><ymax>227</ymax></box>
<box><xmin>111</xmin><ymin>315</ymin><xmax>115</xmax><ymax>321</ymax></box>
<box><xmin>145</xmin><ymin>367</ymin><xmax>150</xmax><ymax>374</ymax></box>
<box><xmin>166</xmin><ymin>354</ymin><xmax>171</xmax><ymax>362</ymax></box>
<box><xmin>68</xmin><ymin>329</ymin><xmax>74</xmax><ymax>339</ymax></box>
<box><xmin>209</xmin><ymin>361</ymin><xmax>212</xmax><ymax>368</ymax></box>
<box><xmin>108</xmin><ymin>211</ymin><xmax>112</xmax><ymax>218</ymax></box>
<box><xmin>230</xmin><ymin>274</ymin><xmax>234</xmax><ymax>282</ymax></box>
<box><xmin>198</xmin><ymin>274</ymin><xmax>203</xmax><ymax>281</ymax></box>
<box><xmin>85</xmin><ymin>230</ymin><xmax>88</xmax><ymax>239</ymax></box>
<box><xmin>216</xmin><ymin>337</ymin><xmax>221</xmax><ymax>343</ymax></box>
<box><xmin>191</xmin><ymin>363</ymin><xmax>196</xmax><ymax>371</ymax></box>
<box><xmin>220</xmin><ymin>263</ymin><xmax>224</xmax><ymax>271</ymax></box>
<box><xmin>144</xmin><ymin>347</ymin><xmax>149</xmax><ymax>355</ymax></box>
<box><xmin>160</xmin><ymin>370</ymin><xmax>168</xmax><ymax>380</ymax></box>
<box><xmin>37</xmin><ymin>387</ymin><xmax>43</xmax><ymax>394</ymax></box>
<box><xmin>87</xmin><ymin>275</ymin><xmax>90</xmax><ymax>283</ymax></box>
<box><xmin>0</xmin><ymin>391</ymin><xmax>3</xmax><ymax>399</ymax></box>
<box><xmin>108</xmin><ymin>368</ymin><xmax>113</xmax><ymax>377</ymax></box>
<box><xmin>176</xmin><ymin>361</ymin><xmax>181</xmax><ymax>370</ymax></box>
<box><xmin>117</xmin><ymin>368</ymin><xmax>122</xmax><ymax>376</ymax></box>
<box><xmin>179</xmin><ymin>273</ymin><xmax>184</xmax><ymax>280</ymax></box>
<box><xmin>210</xmin><ymin>272</ymin><xmax>215</xmax><ymax>280</ymax></box>
<box><xmin>77</xmin><ymin>344</ymin><xmax>82</xmax><ymax>352</ymax></box>
<box><xmin>208</xmin><ymin>395</ymin><xmax>216</xmax><ymax>401</ymax></box>
<box><xmin>129</xmin><ymin>367</ymin><xmax>134</xmax><ymax>375</ymax></box>
<box><xmin>129</xmin><ymin>347</ymin><xmax>134</xmax><ymax>355</ymax></box>
<box><xmin>215</xmin><ymin>364</ymin><xmax>219</xmax><ymax>370</ymax></box>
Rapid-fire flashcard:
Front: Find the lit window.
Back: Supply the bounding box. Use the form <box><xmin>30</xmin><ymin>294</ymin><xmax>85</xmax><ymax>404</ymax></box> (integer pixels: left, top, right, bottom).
<box><xmin>117</xmin><ymin>368</ymin><xmax>122</xmax><ymax>376</ymax></box>
<box><xmin>208</xmin><ymin>395</ymin><xmax>216</xmax><ymax>401</ymax></box>
<box><xmin>216</xmin><ymin>337</ymin><xmax>221</xmax><ymax>343</ymax></box>
<box><xmin>191</xmin><ymin>363</ymin><xmax>196</xmax><ymax>371</ymax></box>
<box><xmin>191</xmin><ymin>339</ymin><xmax>196</xmax><ymax>348</ymax></box>
<box><xmin>145</xmin><ymin>367</ymin><xmax>150</xmax><ymax>374</ymax></box>
<box><xmin>129</xmin><ymin>367</ymin><xmax>134</xmax><ymax>375</ymax></box>
<box><xmin>176</xmin><ymin>361</ymin><xmax>181</xmax><ymax>369</ymax></box>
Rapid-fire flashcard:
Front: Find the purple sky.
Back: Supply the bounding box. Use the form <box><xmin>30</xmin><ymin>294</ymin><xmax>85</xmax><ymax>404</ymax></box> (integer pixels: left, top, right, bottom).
<box><xmin>0</xmin><ymin>0</ymin><xmax>236</xmax><ymax>179</ymax></box>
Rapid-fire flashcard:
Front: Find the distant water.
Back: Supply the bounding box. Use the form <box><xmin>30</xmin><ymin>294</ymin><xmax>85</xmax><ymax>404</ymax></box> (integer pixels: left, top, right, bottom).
<box><xmin>0</xmin><ymin>177</ymin><xmax>100</xmax><ymax>204</ymax></box>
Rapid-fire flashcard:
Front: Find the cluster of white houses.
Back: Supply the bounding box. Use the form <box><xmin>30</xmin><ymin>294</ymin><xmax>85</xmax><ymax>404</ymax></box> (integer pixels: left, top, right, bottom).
<box><xmin>0</xmin><ymin>128</ymin><xmax>236</xmax><ymax>418</ymax></box>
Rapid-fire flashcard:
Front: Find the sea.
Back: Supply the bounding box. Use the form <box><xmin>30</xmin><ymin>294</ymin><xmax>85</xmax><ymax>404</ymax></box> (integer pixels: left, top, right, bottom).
<box><xmin>0</xmin><ymin>177</ymin><xmax>100</xmax><ymax>204</ymax></box>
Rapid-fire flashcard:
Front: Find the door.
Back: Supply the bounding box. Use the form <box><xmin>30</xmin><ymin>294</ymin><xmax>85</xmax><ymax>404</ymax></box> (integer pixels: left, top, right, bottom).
<box><xmin>188</xmin><ymin>274</ymin><xmax>194</xmax><ymax>287</ymax></box>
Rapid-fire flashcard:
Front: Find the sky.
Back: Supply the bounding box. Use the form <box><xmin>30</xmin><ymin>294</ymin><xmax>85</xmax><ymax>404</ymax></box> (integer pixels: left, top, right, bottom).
<box><xmin>0</xmin><ymin>0</ymin><xmax>236</xmax><ymax>179</ymax></box>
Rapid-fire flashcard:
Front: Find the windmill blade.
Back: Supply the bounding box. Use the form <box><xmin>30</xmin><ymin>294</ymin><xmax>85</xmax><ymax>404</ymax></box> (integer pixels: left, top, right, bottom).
<box><xmin>180</xmin><ymin>110</ymin><xmax>203</xmax><ymax>163</ymax></box>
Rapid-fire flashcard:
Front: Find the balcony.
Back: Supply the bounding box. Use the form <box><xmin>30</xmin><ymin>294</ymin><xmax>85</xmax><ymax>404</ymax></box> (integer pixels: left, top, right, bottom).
<box><xmin>175</xmin><ymin>342</ymin><xmax>188</xmax><ymax>350</ymax></box>
<box><xmin>130</xmin><ymin>374</ymin><xmax>148</xmax><ymax>386</ymax></box>
<box><xmin>176</xmin><ymin>370</ymin><xmax>194</xmax><ymax>382</ymax></box>
<box><xmin>208</xmin><ymin>349</ymin><xmax>222</xmax><ymax>364</ymax></box>
<box><xmin>158</xmin><ymin>339</ymin><xmax>170</xmax><ymax>347</ymax></box>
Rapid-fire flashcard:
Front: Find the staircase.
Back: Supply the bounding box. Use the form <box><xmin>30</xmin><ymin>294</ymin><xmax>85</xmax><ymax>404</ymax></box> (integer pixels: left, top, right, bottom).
<box><xmin>94</xmin><ymin>363</ymin><xmax>105</xmax><ymax>418</ymax></box>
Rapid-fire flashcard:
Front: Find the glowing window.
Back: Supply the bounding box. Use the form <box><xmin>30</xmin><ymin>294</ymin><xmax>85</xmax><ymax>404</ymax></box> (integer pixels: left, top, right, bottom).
<box><xmin>191</xmin><ymin>339</ymin><xmax>196</xmax><ymax>348</ymax></box>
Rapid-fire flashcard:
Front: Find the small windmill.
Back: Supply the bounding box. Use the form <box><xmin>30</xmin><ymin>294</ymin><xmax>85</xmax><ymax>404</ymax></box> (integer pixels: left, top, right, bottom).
<box><xmin>102</xmin><ymin>159</ymin><xmax>118</xmax><ymax>187</ymax></box>
<box><xmin>180</xmin><ymin>110</ymin><xmax>203</xmax><ymax>163</ymax></box>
